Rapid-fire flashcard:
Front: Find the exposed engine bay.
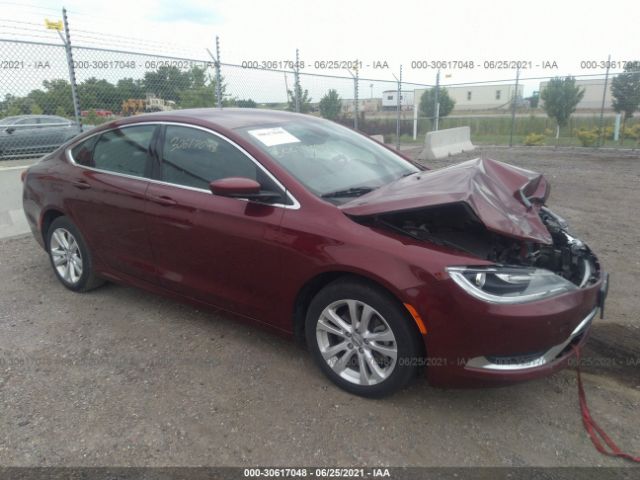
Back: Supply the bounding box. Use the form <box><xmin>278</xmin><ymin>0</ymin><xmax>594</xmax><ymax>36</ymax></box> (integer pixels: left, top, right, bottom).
<box><xmin>369</xmin><ymin>202</ymin><xmax>600</xmax><ymax>288</ymax></box>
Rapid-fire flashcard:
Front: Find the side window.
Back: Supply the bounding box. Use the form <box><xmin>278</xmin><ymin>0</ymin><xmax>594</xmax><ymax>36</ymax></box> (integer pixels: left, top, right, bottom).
<box><xmin>71</xmin><ymin>135</ymin><xmax>99</xmax><ymax>166</ymax></box>
<box><xmin>39</xmin><ymin>117</ymin><xmax>65</xmax><ymax>125</ymax></box>
<box><xmin>93</xmin><ymin>125</ymin><xmax>155</xmax><ymax>177</ymax></box>
<box><xmin>16</xmin><ymin>118</ymin><xmax>34</xmax><ymax>126</ymax></box>
<box><xmin>161</xmin><ymin>126</ymin><xmax>257</xmax><ymax>190</ymax></box>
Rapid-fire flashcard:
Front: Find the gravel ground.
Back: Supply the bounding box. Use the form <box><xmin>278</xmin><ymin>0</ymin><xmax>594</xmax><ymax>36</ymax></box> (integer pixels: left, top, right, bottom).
<box><xmin>0</xmin><ymin>147</ymin><xmax>639</xmax><ymax>467</ymax></box>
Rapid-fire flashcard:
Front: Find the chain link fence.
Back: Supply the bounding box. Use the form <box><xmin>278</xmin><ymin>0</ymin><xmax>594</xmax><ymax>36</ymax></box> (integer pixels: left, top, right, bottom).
<box><xmin>0</xmin><ymin>39</ymin><xmax>81</xmax><ymax>159</ymax></box>
<box><xmin>1</xmin><ymin>9</ymin><xmax>638</xmax><ymax>160</ymax></box>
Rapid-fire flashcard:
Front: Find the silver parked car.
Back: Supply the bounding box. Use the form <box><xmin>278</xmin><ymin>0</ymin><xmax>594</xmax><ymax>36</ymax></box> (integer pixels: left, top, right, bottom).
<box><xmin>0</xmin><ymin>115</ymin><xmax>81</xmax><ymax>159</ymax></box>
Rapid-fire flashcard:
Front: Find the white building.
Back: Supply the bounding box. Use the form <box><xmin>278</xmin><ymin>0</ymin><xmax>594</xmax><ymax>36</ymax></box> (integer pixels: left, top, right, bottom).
<box><xmin>341</xmin><ymin>98</ymin><xmax>382</xmax><ymax>114</ymax></box>
<box><xmin>539</xmin><ymin>79</ymin><xmax>613</xmax><ymax>111</ymax></box>
<box><xmin>414</xmin><ymin>84</ymin><xmax>524</xmax><ymax>112</ymax></box>
<box><xmin>382</xmin><ymin>90</ymin><xmax>414</xmax><ymax>110</ymax></box>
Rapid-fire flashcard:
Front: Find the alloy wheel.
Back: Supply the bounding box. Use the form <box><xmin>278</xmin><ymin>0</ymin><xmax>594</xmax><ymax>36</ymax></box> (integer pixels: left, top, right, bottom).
<box><xmin>316</xmin><ymin>299</ymin><xmax>398</xmax><ymax>386</ymax></box>
<box><xmin>49</xmin><ymin>227</ymin><xmax>83</xmax><ymax>285</ymax></box>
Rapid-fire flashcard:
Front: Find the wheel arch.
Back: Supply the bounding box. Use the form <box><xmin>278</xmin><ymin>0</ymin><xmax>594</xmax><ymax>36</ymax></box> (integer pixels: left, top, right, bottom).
<box><xmin>292</xmin><ymin>270</ymin><xmax>425</xmax><ymax>354</ymax></box>
<box><xmin>40</xmin><ymin>208</ymin><xmax>66</xmax><ymax>247</ymax></box>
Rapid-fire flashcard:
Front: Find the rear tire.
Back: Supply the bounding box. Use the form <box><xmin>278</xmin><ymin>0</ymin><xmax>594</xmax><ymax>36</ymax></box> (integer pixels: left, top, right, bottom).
<box><xmin>305</xmin><ymin>278</ymin><xmax>422</xmax><ymax>398</ymax></box>
<box><xmin>47</xmin><ymin>216</ymin><xmax>105</xmax><ymax>292</ymax></box>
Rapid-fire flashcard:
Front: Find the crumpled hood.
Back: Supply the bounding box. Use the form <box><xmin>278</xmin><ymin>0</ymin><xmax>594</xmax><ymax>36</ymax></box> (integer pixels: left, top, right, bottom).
<box><xmin>340</xmin><ymin>158</ymin><xmax>553</xmax><ymax>244</ymax></box>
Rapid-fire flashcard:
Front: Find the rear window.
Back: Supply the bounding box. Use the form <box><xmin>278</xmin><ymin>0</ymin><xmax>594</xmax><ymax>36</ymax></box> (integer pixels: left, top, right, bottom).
<box><xmin>92</xmin><ymin>125</ymin><xmax>155</xmax><ymax>177</ymax></box>
<box><xmin>0</xmin><ymin>116</ymin><xmax>18</xmax><ymax>125</ymax></box>
<box><xmin>70</xmin><ymin>135</ymin><xmax>99</xmax><ymax>166</ymax></box>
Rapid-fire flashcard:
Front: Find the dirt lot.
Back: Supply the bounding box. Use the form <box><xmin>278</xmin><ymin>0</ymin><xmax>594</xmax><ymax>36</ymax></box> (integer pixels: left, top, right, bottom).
<box><xmin>0</xmin><ymin>147</ymin><xmax>639</xmax><ymax>467</ymax></box>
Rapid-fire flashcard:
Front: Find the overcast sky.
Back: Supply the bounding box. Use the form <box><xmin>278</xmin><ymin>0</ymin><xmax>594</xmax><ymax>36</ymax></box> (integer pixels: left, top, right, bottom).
<box><xmin>1</xmin><ymin>0</ymin><xmax>638</xmax><ymax>99</ymax></box>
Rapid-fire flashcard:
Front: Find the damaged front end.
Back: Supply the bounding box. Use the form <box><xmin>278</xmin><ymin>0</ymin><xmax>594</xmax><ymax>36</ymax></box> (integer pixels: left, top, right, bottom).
<box><xmin>371</xmin><ymin>202</ymin><xmax>600</xmax><ymax>292</ymax></box>
<box><xmin>342</xmin><ymin>158</ymin><xmax>601</xmax><ymax>301</ymax></box>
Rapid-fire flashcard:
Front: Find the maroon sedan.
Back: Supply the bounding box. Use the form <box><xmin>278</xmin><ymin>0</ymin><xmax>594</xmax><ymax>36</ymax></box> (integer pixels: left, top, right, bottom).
<box><xmin>22</xmin><ymin>109</ymin><xmax>608</xmax><ymax>397</ymax></box>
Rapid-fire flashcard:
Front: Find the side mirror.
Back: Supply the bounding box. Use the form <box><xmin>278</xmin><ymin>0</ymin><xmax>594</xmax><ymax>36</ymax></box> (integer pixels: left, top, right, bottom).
<box><xmin>209</xmin><ymin>177</ymin><xmax>282</xmax><ymax>202</ymax></box>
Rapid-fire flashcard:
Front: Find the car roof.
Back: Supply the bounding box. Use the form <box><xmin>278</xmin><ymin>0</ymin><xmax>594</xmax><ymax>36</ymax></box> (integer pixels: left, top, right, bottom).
<box><xmin>0</xmin><ymin>116</ymin><xmax>20</xmax><ymax>124</ymax></box>
<box><xmin>122</xmin><ymin>108</ymin><xmax>317</xmax><ymax>130</ymax></box>
<box><xmin>1</xmin><ymin>114</ymin><xmax>63</xmax><ymax>121</ymax></box>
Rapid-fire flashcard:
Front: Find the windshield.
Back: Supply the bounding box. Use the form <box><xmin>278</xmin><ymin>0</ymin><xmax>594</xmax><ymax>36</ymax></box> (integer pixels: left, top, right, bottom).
<box><xmin>236</xmin><ymin>118</ymin><xmax>420</xmax><ymax>203</ymax></box>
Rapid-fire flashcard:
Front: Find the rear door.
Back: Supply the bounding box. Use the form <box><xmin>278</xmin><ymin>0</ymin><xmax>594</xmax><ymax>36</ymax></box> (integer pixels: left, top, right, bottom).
<box><xmin>67</xmin><ymin>124</ymin><xmax>159</xmax><ymax>283</ymax></box>
<box><xmin>10</xmin><ymin>117</ymin><xmax>41</xmax><ymax>154</ymax></box>
<box><xmin>36</xmin><ymin>116</ymin><xmax>67</xmax><ymax>149</ymax></box>
<box><xmin>145</xmin><ymin>124</ymin><xmax>288</xmax><ymax>319</ymax></box>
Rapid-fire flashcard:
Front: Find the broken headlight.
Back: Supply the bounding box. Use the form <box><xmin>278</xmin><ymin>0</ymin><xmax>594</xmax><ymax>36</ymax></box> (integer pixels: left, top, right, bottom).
<box><xmin>446</xmin><ymin>266</ymin><xmax>577</xmax><ymax>304</ymax></box>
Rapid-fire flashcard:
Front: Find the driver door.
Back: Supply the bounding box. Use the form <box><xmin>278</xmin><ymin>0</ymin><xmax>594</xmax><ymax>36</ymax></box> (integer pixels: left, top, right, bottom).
<box><xmin>145</xmin><ymin>124</ymin><xmax>287</xmax><ymax>320</ymax></box>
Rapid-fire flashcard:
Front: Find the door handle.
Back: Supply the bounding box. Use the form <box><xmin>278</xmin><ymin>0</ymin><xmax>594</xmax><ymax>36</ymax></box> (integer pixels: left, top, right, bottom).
<box><xmin>150</xmin><ymin>195</ymin><xmax>177</xmax><ymax>206</ymax></box>
<box><xmin>72</xmin><ymin>180</ymin><xmax>91</xmax><ymax>190</ymax></box>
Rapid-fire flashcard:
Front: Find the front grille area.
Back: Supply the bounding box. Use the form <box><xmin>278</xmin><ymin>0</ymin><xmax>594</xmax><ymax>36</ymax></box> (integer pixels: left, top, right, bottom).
<box><xmin>486</xmin><ymin>351</ymin><xmax>547</xmax><ymax>366</ymax></box>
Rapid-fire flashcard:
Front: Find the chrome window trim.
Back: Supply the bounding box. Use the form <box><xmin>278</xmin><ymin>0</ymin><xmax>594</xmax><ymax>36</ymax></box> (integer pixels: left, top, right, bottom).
<box><xmin>65</xmin><ymin>120</ymin><xmax>301</xmax><ymax>210</ymax></box>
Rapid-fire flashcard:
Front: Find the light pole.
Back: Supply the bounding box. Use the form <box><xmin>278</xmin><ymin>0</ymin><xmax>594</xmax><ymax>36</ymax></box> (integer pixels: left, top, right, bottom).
<box><xmin>433</xmin><ymin>69</ymin><xmax>440</xmax><ymax>131</ymax></box>
<box><xmin>598</xmin><ymin>54</ymin><xmax>611</xmax><ymax>147</ymax></box>
<box><xmin>509</xmin><ymin>66</ymin><xmax>520</xmax><ymax>147</ymax></box>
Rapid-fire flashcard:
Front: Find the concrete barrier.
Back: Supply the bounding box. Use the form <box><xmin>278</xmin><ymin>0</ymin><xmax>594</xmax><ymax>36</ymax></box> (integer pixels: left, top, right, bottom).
<box><xmin>417</xmin><ymin>126</ymin><xmax>475</xmax><ymax>160</ymax></box>
<box><xmin>370</xmin><ymin>134</ymin><xmax>385</xmax><ymax>143</ymax></box>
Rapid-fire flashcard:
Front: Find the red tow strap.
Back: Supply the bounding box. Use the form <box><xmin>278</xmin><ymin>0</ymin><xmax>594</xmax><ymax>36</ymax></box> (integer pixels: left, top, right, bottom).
<box><xmin>574</xmin><ymin>346</ymin><xmax>640</xmax><ymax>463</ymax></box>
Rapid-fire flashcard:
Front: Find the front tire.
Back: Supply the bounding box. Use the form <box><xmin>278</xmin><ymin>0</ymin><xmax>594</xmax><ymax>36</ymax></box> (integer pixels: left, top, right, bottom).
<box><xmin>305</xmin><ymin>278</ymin><xmax>422</xmax><ymax>398</ymax></box>
<box><xmin>47</xmin><ymin>216</ymin><xmax>104</xmax><ymax>292</ymax></box>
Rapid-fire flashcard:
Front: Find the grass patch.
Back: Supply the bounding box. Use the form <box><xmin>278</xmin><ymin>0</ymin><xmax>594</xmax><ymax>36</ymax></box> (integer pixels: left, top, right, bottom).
<box><xmin>380</xmin><ymin>115</ymin><xmax>640</xmax><ymax>148</ymax></box>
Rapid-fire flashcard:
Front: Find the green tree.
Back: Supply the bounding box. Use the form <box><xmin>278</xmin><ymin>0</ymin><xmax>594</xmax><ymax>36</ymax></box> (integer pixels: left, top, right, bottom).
<box><xmin>189</xmin><ymin>66</ymin><xmax>207</xmax><ymax>88</ymax></box>
<box><xmin>144</xmin><ymin>66</ymin><xmax>192</xmax><ymax>102</ymax></box>
<box><xmin>6</xmin><ymin>103</ymin><xmax>22</xmax><ymax>116</ymax></box>
<box><xmin>116</xmin><ymin>78</ymin><xmax>145</xmax><ymax>100</ymax></box>
<box><xmin>26</xmin><ymin>89</ymin><xmax>49</xmax><ymax>113</ymax></box>
<box><xmin>236</xmin><ymin>99</ymin><xmax>257</xmax><ymax>108</ymax></box>
<box><xmin>4</xmin><ymin>96</ymin><xmax>41</xmax><ymax>115</ymax></box>
<box><xmin>39</xmin><ymin>79</ymin><xmax>74</xmax><ymax>115</ymax></box>
<box><xmin>0</xmin><ymin>94</ymin><xmax>15</xmax><ymax>116</ymax></box>
<box><xmin>86</xmin><ymin>109</ymin><xmax>99</xmax><ymax>126</ymax></box>
<box><xmin>611</xmin><ymin>63</ymin><xmax>640</xmax><ymax>143</ymax></box>
<box><xmin>527</xmin><ymin>92</ymin><xmax>540</xmax><ymax>109</ymax></box>
<box><xmin>419</xmin><ymin>88</ymin><xmax>455</xmax><ymax>121</ymax></box>
<box><xmin>78</xmin><ymin>77</ymin><xmax>119</xmax><ymax>112</ymax></box>
<box><xmin>540</xmin><ymin>76</ymin><xmax>585</xmax><ymax>144</ymax></box>
<box><xmin>178</xmin><ymin>86</ymin><xmax>216</xmax><ymax>108</ymax></box>
<box><xmin>177</xmin><ymin>71</ymin><xmax>229</xmax><ymax>108</ymax></box>
<box><xmin>287</xmin><ymin>83</ymin><xmax>312</xmax><ymax>113</ymax></box>
<box><xmin>319</xmin><ymin>89</ymin><xmax>342</xmax><ymax>120</ymax></box>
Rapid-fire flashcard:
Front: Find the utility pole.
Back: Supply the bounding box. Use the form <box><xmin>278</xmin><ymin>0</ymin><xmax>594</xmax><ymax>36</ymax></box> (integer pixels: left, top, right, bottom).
<box><xmin>509</xmin><ymin>66</ymin><xmax>520</xmax><ymax>147</ymax></box>
<box><xmin>598</xmin><ymin>54</ymin><xmax>611</xmax><ymax>147</ymax></box>
<box><xmin>433</xmin><ymin>69</ymin><xmax>440</xmax><ymax>131</ymax></box>
<box><xmin>61</xmin><ymin>8</ymin><xmax>82</xmax><ymax>133</ymax></box>
<box><xmin>348</xmin><ymin>67</ymin><xmax>359</xmax><ymax>130</ymax></box>
<box><xmin>395</xmin><ymin>65</ymin><xmax>402</xmax><ymax>150</ymax></box>
<box><xmin>206</xmin><ymin>36</ymin><xmax>222</xmax><ymax>109</ymax></box>
<box><xmin>294</xmin><ymin>49</ymin><xmax>301</xmax><ymax>113</ymax></box>
<box><xmin>215</xmin><ymin>36</ymin><xmax>222</xmax><ymax>108</ymax></box>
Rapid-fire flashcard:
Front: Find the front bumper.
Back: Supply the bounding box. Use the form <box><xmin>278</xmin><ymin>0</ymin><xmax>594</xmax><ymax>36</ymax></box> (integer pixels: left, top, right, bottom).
<box><xmin>464</xmin><ymin>307</ymin><xmax>596</xmax><ymax>372</ymax></box>
<box><xmin>415</xmin><ymin>272</ymin><xmax>607</xmax><ymax>387</ymax></box>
